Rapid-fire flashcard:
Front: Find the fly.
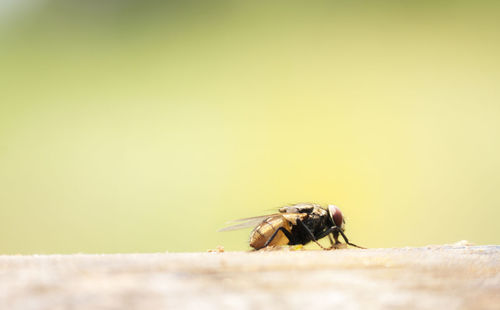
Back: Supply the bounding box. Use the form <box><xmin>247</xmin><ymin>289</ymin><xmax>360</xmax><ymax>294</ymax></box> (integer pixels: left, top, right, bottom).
<box><xmin>219</xmin><ymin>203</ymin><xmax>365</xmax><ymax>250</ymax></box>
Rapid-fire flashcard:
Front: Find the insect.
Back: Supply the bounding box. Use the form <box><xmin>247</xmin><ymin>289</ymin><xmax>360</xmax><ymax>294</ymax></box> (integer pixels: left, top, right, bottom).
<box><xmin>219</xmin><ymin>203</ymin><xmax>365</xmax><ymax>250</ymax></box>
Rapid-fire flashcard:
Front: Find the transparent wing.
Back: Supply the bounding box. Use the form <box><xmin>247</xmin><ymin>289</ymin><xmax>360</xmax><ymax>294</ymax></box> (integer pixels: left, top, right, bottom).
<box><xmin>225</xmin><ymin>214</ymin><xmax>274</xmax><ymax>223</ymax></box>
<box><xmin>218</xmin><ymin>215</ymin><xmax>274</xmax><ymax>232</ymax></box>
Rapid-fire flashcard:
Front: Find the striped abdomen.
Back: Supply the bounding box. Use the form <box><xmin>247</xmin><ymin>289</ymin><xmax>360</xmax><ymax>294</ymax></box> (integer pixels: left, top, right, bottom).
<box><xmin>249</xmin><ymin>215</ymin><xmax>290</xmax><ymax>249</ymax></box>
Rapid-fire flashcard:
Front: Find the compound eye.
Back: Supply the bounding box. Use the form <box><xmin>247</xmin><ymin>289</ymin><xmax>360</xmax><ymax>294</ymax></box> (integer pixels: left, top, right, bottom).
<box><xmin>328</xmin><ymin>205</ymin><xmax>344</xmax><ymax>228</ymax></box>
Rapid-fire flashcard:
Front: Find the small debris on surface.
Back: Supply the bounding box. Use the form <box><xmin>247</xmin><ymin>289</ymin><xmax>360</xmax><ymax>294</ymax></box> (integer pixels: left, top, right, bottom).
<box><xmin>288</xmin><ymin>244</ymin><xmax>304</xmax><ymax>251</ymax></box>
<box><xmin>207</xmin><ymin>245</ymin><xmax>225</xmax><ymax>253</ymax></box>
<box><xmin>452</xmin><ymin>240</ymin><xmax>474</xmax><ymax>246</ymax></box>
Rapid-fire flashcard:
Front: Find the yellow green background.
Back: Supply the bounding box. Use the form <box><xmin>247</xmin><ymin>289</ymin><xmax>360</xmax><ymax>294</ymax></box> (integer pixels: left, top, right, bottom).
<box><xmin>1</xmin><ymin>1</ymin><xmax>499</xmax><ymax>253</ymax></box>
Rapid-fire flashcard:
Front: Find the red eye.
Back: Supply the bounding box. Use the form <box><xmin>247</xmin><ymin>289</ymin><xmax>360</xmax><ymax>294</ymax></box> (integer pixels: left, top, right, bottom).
<box><xmin>328</xmin><ymin>205</ymin><xmax>344</xmax><ymax>227</ymax></box>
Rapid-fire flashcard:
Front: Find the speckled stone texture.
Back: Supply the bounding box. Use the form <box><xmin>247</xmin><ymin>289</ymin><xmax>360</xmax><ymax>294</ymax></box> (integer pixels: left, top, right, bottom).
<box><xmin>0</xmin><ymin>245</ymin><xmax>498</xmax><ymax>310</ymax></box>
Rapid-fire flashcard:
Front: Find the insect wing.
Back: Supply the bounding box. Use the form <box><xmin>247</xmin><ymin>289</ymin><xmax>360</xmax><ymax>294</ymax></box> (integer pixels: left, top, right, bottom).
<box><xmin>218</xmin><ymin>215</ymin><xmax>275</xmax><ymax>232</ymax></box>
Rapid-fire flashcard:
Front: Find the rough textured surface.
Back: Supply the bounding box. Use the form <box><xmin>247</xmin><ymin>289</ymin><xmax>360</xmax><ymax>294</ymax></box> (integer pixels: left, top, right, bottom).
<box><xmin>0</xmin><ymin>244</ymin><xmax>499</xmax><ymax>310</ymax></box>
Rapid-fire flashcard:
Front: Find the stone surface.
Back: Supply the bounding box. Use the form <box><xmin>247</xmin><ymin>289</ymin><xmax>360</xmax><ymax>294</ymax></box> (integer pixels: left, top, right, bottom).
<box><xmin>0</xmin><ymin>245</ymin><xmax>499</xmax><ymax>310</ymax></box>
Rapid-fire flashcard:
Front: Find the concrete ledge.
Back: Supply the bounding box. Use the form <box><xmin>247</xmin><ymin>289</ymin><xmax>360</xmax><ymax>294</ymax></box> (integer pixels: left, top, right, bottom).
<box><xmin>1</xmin><ymin>245</ymin><xmax>499</xmax><ymax>310</ymax></box>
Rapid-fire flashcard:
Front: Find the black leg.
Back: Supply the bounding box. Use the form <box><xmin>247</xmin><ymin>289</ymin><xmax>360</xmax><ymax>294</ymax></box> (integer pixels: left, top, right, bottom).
<box><xmin>337</xmin><ymin>229</ymin><xmax>366</xmax><ymax>249</ymax></box>
<box><xmin>333</xmin><ymin>231</ymin><xmax>340</xmax><ymax>244</ymax></box>
<box><xmin>315</xmin><ymin>226</ymin><xmax>336</xmax><ymax>240</ymax></box>
<box><xmin>314</xmin><ymin>226</ymin><xmax>338</xmax><ymax>249</ymax></box>
<box><xmin>316</xmin><ymin>226</ymin><xmax>366</xmax><ymax>249</ymax></box>
<box><xmin>327</xmin><ymin>232</ymin><xmax>341</xmax><ymax>249</ymax></box>
<box><xmin>263</xmin><ymin>227</ymin><xmax>294</xmax><ymax>248</ymax></box>
<box><xmin>296</xmin><ymin>220</ymin><xmax>328</xmax><ymax>250</ymax></box>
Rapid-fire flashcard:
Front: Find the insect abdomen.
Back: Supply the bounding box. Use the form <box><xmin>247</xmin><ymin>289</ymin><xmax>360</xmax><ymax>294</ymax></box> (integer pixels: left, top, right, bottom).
<box><xmin>249</xmin><ymin>215</ymin><xmax>291</xmax><ymax>250</ymax></box>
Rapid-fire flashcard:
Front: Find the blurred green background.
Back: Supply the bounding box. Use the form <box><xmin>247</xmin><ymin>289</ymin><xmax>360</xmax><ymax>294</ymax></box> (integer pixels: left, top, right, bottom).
<box><xmin>1</xmin><ymin>1</ymin><xmax>499</xmax><ymax>254</ymax></box>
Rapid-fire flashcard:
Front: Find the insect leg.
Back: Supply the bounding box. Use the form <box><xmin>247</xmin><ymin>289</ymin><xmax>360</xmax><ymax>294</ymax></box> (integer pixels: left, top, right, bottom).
<box><xmin>315</xmin><ymin>226</ymin><xmax>364</xmax><ymax>249</ymax></box>
<box><xmin>333</xmin><ymin>231</ymin><xmax>340</xmax><ymax>244</ymax></box>
<box><xmin>313</xmin><ymin>226</ymin><xmax>337</xmax><ymax>249</ymax></box>
<box><xmin>337</xmin><ymin>229</ymin><xmax>366</xmax><ymax>249</ymax></box>
<box><xmin>263</xmin><ymin>227</ymin><xmax>294</xmax><ymax>248</ymax></box>
<box><xmin>296</xmin><ymin>220</ymin><xmax>328</xmax><ymax>250</ymax></box>
<box><xmin>315</xmin><ymin>226</ymin><xmax>336</xmax><ymax>240</ymax></box>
